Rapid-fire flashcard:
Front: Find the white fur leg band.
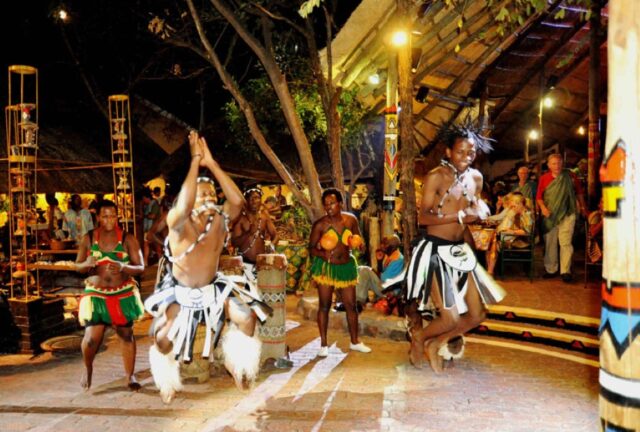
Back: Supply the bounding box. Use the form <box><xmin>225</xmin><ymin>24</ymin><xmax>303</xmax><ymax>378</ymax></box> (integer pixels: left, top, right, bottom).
<box><xmin>149</xmin><ymin>345</ymin><xmax>183</xmax><ymax>403</ymax></box>
<box><xmin>222</xmin><ymin>326</ymin><xmax>262</xmax><ymax>387</ymax></box>
<box><xmin>438</xmin><ymin>336</ymin><xmax>466</xmax><ymax>361</ymax></box>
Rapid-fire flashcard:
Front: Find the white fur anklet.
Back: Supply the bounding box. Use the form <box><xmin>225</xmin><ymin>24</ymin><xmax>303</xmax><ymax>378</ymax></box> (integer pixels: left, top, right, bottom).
<box><xmin>149</xmin><ymin>345</ymin><xmax>183</xmax><ymax>404</ymax></box>
<box><xmin>221</xmin><ymin>325</ymin><xmax>262</xmax><ymax>389</ymax></box>
<box><xmin>438</xmin><ymin>336</ymin><xmax>465</xmax><ymax>360</ymax></box>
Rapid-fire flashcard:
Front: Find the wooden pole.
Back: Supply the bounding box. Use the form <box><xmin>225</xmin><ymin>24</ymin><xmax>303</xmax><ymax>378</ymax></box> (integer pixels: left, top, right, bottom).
<box><xmin>588</xmin><ymin>1</ymin><xmax>602</xmax><ymax>207</ymax></box>
<box><xmin>599</xmin><ymin>1</ymin><xmax>640</xmax><ymax>429</ymax></box>
<box><xmin>397</xmin><ymin>0</ymin><xmax>417</xmax><ymax>253</ymax></box>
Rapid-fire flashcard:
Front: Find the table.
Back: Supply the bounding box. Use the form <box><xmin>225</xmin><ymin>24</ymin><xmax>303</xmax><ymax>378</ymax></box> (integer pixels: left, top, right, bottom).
<box><xmin>468</xmin><ymin>225</ymin><xmax>496</xmax><ymax>251</ymax></box>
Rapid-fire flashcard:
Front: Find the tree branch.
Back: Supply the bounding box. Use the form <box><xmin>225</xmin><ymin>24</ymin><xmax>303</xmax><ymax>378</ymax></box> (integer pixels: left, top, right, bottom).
<box><xmin>185</xmin><ymin>0</ymin><xmax>313</xmax><ymax>216</ymax></box>
<box><xmin>250</xmin><ymin>2</ymin><xmax>307</xmax><ymax>35</ymax></box>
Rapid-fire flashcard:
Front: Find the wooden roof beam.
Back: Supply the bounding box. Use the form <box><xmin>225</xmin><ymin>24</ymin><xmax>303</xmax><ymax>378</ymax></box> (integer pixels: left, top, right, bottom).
<box><xmin>472</xmin><ymin>0</ymin><xmax>564</xmax><ymax>91</ymax></box>
<box><xmin>489</xmin><ymin>20</ymin><xmax>588</xmax><ymax>122</ymax></box>
<box><xmin>491</xmin><ymin>36</ymin><xmax>598</xmax><ymax>143</ymax></box>
<box><xmin>413</xmin><ymin>0</ymin><xmax>512</xmax><ymax>83</ymax></box>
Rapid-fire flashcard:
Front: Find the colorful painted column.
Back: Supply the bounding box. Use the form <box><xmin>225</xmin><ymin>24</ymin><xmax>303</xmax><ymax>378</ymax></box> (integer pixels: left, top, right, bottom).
<box><xmin>599</xmin><ymin>2</ymin><xmax>640</xmax><ymax>429</ymax></box>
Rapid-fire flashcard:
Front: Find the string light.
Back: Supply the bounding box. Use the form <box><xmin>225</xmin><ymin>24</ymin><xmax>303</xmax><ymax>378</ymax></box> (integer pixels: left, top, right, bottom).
<box><xmin>391</xmin><ymin>30</ymin><xmax>409</xmax><ymax>47</ymax></box>
<box><xmin>529</xmin><ymin>130</ymin><xmax>539</xmax><ymax>140</ymax></box>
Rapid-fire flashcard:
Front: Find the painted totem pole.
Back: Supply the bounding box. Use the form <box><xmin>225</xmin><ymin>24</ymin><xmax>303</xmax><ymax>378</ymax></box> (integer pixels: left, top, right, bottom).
<box><xmin>599</xmin><ymin>1</ymin><xmax>640</xmax><ymax>430</ymax></box>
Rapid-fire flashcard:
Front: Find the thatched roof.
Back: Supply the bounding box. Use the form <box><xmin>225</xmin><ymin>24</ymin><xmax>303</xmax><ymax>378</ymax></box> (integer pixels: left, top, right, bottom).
<box><xmin>322</xmin><ymin>0</ymin><xmax>607</xmax><ymax>160</ymax></box>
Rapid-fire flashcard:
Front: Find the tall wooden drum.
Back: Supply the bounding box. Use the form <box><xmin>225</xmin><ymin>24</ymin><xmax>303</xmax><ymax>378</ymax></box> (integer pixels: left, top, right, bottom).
<box><xmin>256</xmin><ymin>254</ymin><xmax>287</xmax><ymax>363</ymax></box>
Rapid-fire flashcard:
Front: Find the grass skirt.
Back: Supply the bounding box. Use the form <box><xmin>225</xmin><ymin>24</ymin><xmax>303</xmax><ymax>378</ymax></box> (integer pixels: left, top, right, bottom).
<box><xmin>309</xmin><ymin>255</ymin><xmax>358</xmax><ymax>289</ymax></box>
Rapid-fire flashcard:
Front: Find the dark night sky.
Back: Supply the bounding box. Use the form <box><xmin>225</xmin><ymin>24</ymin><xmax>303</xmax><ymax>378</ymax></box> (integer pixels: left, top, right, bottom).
<box><xmin>2</xmin><ymin>1</ymin><xmax>361</xmax><ymax>184</ymax></box>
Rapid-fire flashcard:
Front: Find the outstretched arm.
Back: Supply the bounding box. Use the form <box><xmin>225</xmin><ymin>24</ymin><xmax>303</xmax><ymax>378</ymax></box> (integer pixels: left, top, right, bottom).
<box><xmin>200</xmin><ymin>136</ymin><xmax>244</xmax><ymax>222</ymax></box>
<box><xmin>166</xmin><ymin>130</ymin><xmax>203</xmax><ymax>232</ymax></box>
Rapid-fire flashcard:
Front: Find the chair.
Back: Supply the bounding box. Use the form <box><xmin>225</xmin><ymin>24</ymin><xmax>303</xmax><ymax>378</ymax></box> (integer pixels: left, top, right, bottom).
<box><xmin>584</xmin><ymin>220</ymin><xmax>603</xmax><ymax>288</ymax></box>
<box><xmin>497</xmin><ymin>225</ymin><xmax>536</xmax><ymax>281</ymax></box>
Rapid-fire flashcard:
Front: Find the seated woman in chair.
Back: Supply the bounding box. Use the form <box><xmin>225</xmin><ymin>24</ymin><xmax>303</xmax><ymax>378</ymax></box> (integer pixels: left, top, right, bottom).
<box><xmin>484</xmin><ymin>192</ymin><xmax>534</xmax><ymax>275</ymax></box>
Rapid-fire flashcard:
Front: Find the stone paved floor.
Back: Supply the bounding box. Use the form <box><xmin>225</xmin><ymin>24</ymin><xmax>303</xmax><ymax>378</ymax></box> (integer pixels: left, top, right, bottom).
<box><xmin>0</xmin><ymin>261</ymin><xmax>600</xmax><ymax>432</ymax></box>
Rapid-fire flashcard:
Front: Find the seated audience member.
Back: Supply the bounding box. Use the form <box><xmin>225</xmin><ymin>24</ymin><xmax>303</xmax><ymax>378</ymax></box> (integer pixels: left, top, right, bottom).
<box><xmin>488</xmin><ymin>181</ymin><xmax>507</xmax><ymax>214</ymax></box>
<box><xmin>266</xmin><ymin>185</ymin><xmax>288</xmax><ymax>220</ymax></box>
<box><xmin>485</xmin><ymin>192</ymin><xmax>534</xmax><ymax>275</ymax></box>
<box><xmin>355</xmin><ymin>234</ymin><xmax>405</xmax><ymax>306</ymax></box>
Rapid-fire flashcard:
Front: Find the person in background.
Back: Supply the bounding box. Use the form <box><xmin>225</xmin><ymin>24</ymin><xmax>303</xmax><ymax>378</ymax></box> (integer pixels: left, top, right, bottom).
<box><xmin>231</xmin><ymin>187</ymin><xmax>279</xmax><ymax>289</ymax></box>
<box><xmin>491</xmin><ymin>181</ymin><xmax>508</xmax><ymax>214</ymax></box>
<box><xmin>88</xmin><ymin>194</ymin><xmax>104</xmax><ymax>227</ymax></box>
<box><xmin>572</xmin><ymin>158</ymin><xmax>588</xmax><ymax>183</ymax></box>
<box><xmin>484</xmin><ymin>192</ymin><xmax>534</xmax><ymax>276</ymax></box>
<box><xmin>511</xmin><ymin>163</ymin><xmax>537</xmax><ymax>206</ymax></box>
<box><xmin>355</xmin><ymin>234</ymin><xmax>405</xmax><ymax>306</ymax></box>
<box><xmin>63</xmin><ymin>194</ymin><xmax>94</xmax><ymax>245</ymax></box>
<box><xmin>267</xmin><ymin>185</ymin><xmax>288</xmax><ymax>220</ymax></box>
<box><xmin>536</xmin><ymin>153</ymin><xmax>588</xmax><ymax>282</ymax></box>
<box><xmin>152</xmin><ymin>186</ymin><xmax>162</xmax><ymax>205</ymax></box>
<box><xmin>46</xmin><ymin>193</ymin><xmax>64</xmax><ymax>239</ymax></box>
<box><xmin>587</xmin><ymin>198</ymin><xmax>604</xmax><ymax>263</ymax></box>
<box><xmin>145</xmin><ymin>189</ymin><xmax>175</xmax><ymax>263</ymax></box>
<box><xmin>141</xmin><ymin>188</ymin><xmax>160</xmax><ymax>266</ymax></box>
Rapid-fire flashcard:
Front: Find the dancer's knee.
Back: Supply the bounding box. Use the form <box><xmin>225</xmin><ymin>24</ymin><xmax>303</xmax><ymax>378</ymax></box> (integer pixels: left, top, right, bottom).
<box><xmin>318</xmin><ymin>302</ymin><xmax>332</xmax><ymax>313</ymax></box>
<box><xmin>342</xmin><ymin>301</ymin><xmax>358</xmax><ymax>314</ymax></box>
<box><xmin>116</xmin><ymin>326</ymin><xmax>135</xmax><ymax>343</ymax></box>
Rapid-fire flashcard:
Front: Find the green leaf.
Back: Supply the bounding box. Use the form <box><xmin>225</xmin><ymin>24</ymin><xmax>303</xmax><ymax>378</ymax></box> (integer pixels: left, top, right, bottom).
<box><xmin>298</xmin><ymin>0</ymin><xmax>322</xmax><ymax>18</ymax></box>
<box><xmin>554</xmin><ymin>8</ymin><xmax>566</xmax><ymax>20</ymax></box>
<box><xmin>496</xmin><ymin>7</ymin><xmax>509</xmax><ymax>22</ymax></box>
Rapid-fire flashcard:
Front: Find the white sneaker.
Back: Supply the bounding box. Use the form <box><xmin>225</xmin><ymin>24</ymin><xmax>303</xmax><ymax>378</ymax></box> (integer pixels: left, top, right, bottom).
<box><xmin>349</xmin><ymin>342</ymin><xmax>372</xmax><ymax>353</ymax></box>
<box><xmin>318</xmin><ymin>346</ymin><xmax>329</xmax><ymax>357</ymax></box>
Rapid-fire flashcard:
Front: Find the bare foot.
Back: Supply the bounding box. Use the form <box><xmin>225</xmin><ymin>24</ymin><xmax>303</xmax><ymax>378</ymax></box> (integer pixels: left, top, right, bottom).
<box><xmin>127</xmin><ymin>376</ymin><xmax>141</xmax><ymax>392</ymax></box>
<box><xmin>409</xmin><ymin>337</ymin><xmax>424</xmax><ymax>369</ymax></box>
<box><xmin>426</xmin><ymin>340</ymin><xmax>444</xmax><ymax>374</ymax></box>
<box><xmin>81</xmin><ymin>369</ymin><xmax>92</xmax><ymax>390</ymax></box>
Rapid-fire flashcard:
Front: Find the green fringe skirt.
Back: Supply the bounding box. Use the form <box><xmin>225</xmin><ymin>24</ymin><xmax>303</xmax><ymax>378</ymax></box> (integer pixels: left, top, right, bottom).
<box><xmin>309</xmin><ymin>255</ymin><xmax>358</xmax><ymax>289</ymax></box>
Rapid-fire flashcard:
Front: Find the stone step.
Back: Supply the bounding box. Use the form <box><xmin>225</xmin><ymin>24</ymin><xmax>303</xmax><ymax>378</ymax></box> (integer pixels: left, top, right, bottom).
<box><xmin>297</xmin><ymin>296</ymin><xmax>599</xmax><ymax>359</ymax></box>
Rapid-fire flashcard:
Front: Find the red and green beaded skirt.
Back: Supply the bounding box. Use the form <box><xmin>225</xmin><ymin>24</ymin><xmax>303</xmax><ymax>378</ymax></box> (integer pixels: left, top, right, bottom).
<box><xmin>78</xmin><ymin>279</ymin><xmax>144</xmax><ymax>326</ymax></box>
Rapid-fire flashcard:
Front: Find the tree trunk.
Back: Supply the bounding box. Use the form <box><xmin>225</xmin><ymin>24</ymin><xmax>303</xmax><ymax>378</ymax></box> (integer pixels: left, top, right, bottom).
<box><xmin>328</xmin><ymin>89</ymin><xmax>345</xmax><ymax>192</ymax></box>
<box><xmin>185</xmin><ymin>0</ymin><xmax>314</xmax><ymax>218</ymax></box>
<box><xmin>599</xmin><ymin>1</ymin><xmax>640</xmax><ymax>429</ymax></box>
<box><xmin>305</xmin><ymin>11</ymin><xmax>346</xmax><ymax>196</ymax></box>
<box><xmin>397</xmin><ymin>0</ymin><xmax>418</xmax><ymax>255</ymax></box>
<box><xmin>210</xmin><ymin>0</ymin><xmax>324</xmax><ymax>220</ymax></box>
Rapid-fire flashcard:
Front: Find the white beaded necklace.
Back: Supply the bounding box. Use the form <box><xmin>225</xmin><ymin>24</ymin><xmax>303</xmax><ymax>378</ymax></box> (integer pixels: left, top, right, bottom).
<box><xmin>164</xmin><ymin>202</ymin><xmax>230</xmax><ymax>264</ymax></box>
<box><xmin>436</xmin><ymin>159</ymin><xmax>475</xmax><ymax>217</ymax></box>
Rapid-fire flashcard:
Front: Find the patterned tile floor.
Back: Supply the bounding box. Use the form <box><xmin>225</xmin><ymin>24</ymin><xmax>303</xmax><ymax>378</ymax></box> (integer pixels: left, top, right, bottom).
<box><xmin>0</xmin><ymin>258</ymin><xmax>600</xmax><ymax>432</ymax></box>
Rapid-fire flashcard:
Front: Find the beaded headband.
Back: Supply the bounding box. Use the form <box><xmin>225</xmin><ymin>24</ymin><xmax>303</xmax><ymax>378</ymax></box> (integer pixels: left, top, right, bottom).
<box><xmin>197</xmin><ymin>177</ymin><xmax>216</xmax><ymax>187</ymax></box>
<box><xmin>244</xmin><ymin>187</ymin><xmax>262</xmax><ymax>197</ymax></box>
